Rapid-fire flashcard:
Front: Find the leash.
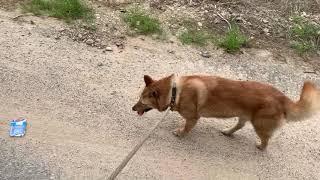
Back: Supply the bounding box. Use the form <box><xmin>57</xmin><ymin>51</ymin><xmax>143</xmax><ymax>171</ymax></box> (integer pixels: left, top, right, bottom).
<box><xmin>107</xmin><ymin>109</ymin><xmax>171</xmax><ymax>180</ymax></box>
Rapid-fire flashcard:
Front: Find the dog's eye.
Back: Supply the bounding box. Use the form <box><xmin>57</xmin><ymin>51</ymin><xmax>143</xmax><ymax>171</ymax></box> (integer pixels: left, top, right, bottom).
<box><xmin>149</xmin><ymin>91</ymin><xmax>157</xmax><ymax>98</ymax></box>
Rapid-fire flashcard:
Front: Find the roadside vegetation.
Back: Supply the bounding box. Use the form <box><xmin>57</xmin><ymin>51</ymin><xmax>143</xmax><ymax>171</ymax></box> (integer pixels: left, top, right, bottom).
<box><xmin>178</xmin><ymin>20</ymin><xmax>214</xmax><ymax>46</ymax></box>
<box><xmin>22</xmin><ymin>0</ymin><xmax>94</xmax><ymax>23</ymax></box>
<box><xmin>177</xmin><ymin>18</ymin><xmax>248</xmax><ymax>53</ymax></box>
<box><xmin>122</xmin><ymin>7</ymin><xmax>163</xmax><ymax>36</ymax></box>
<box><xmin>217</xmin><ymin>24</ymin><xmax>248</xmax><ymax>53</ymax></box>
<box><xmin>289</xmin><ymin>16</ymin><xmax>320</xmax><ymax>55</ymax></box>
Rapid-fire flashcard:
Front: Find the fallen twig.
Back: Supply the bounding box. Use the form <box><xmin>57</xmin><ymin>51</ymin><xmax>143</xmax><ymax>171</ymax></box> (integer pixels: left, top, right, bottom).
<box><xmin>12</xmin><ymin>15</ymin><xmax>24</xmax><ymax>20</ymax></box>
<box><xmin>303</xmin><ymin>71</ymin><xmax>317</xmax><ymax>74</ymax></box>
<box><xmin>217</xmin><ymin>1</ymin><xmax>241</xmax><ymax>6</ymax></box>
<box><xmin>12</xmin><ymin>14</ymin><xmax>32</xmax><ymax>21</ymax></box>
<box><xmin>216</xmin><ymin>12</ymin><xmax>232</xmax><ymax>29</ymax></box>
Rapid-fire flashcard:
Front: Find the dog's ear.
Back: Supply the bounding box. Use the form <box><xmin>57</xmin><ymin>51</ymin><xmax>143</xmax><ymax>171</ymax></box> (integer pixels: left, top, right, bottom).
<box><xmin>144</xmin><ymin>75</ymin><xmax>154</xmax><ymax>86</ymax></box>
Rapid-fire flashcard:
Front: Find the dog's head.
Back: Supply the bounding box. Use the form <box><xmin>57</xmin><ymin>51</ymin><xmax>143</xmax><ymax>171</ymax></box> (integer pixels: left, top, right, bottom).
<box><xmin>132</xmin><ymin>75</ymin><xmax>172</xmax><ymax>116</ymax></box>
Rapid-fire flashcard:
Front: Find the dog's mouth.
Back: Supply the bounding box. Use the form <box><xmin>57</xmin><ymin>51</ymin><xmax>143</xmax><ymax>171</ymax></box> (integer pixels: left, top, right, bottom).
<box><xmin>137</xmin><ymin>108</ymin><xmax>152</xmax><ymax>116</ymax></box>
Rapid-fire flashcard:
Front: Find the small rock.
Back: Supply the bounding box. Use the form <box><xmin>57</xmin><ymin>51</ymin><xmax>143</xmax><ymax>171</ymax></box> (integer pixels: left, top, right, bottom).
<box><xmin>262</xmin><ymin>19</ymin><xmax>269</xmax><ymax>23</ymax></box>
<box><xmin>119</xmin><ymin>8</ymin><xmax>127</xmax><ymax>13</ymax></box>
<box><xmin>197</xmin><ymin>22</ymin><xmax>203</xmax><ymax>27</ymax></box>
<box><xmin>105</xmin><ymin>47</ymin><xmax>113</xmax><ymax>51</ymax></box>
<box><xmin>30</xmin><ymin>20</ymin><xmax>35</xmax><ymax>25</ymax></box>
<box><xmin>78</xmin><ymin>34</ymin><xmax>83</xmax><ymax>39</ymax></box>
<box><xmin>49</xmin><ymin>175</ymin><xmax>54</xmax><ymax>180</ymax></box>
<box><xmin>115</xmin><ymin>42</ymin><xmax>122</xmax><ymax>46</ymax></box>
<box><xmin>263</xmin><ymin>28</ymin><xmax>269</xmax><ymax>34</ymax></box>
<box><xmin>58</xmin><ymin>28</ymin><xmax>65</xmax><ymax>32</ymax></box>
<box><xmin>96</xmin><ymin>39</ymin><xmax>101</xmax><ymax>43</ymax></box>
<box><xmin>168</xmin><ymin>50</ymin><xmax>175</xmax><ymax>54</ymax></box>
<box><xmin>86</xmin><ymin>39</ymin><xmax>94</xmax><ymax>45</ymax></box>
<box><xmin>54</xmin><ymin>35</ymin><xmax>60</xmax><ymax>40</ymax></box>
<box><xmin>97</xmin><ymin>62</ymin><xmax>103</xmax><ymax>67</ymax></box>
<box><xmin>235</xmin><ymin>16</ymin><xmax>243</xmax><ymax>23</ymax></box>
<box><xmin>200</xmin><ymin>51</ymin><xmax>211</xmax><ymax>58</ymax></box>
<box><xmin>169</xmin><ymin>38</ymin><xmax>175</xmax><ymax>43</ymax></box>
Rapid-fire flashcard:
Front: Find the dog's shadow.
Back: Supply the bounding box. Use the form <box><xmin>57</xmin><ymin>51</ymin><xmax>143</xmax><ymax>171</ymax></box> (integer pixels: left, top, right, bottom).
<box><xmin>152</xmin><ymin>114</ymin><xmax>270</xmax><ymax>159</ymax></box>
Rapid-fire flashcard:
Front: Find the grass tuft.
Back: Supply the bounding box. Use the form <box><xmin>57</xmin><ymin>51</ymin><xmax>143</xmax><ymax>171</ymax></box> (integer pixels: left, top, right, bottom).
<box><xmin>289</xmin><ymin>16</ymin><xmax>320</xmax><ymax>55</ymax></box>
<box><xmin>22</xmin><ymin>0</ymin><xmax>94</xmax><ymax>22</ymax></box>
<box><xmin>177</xmin><ymin>19</ymin><xmax>214</xmax><ymax>46</ymax></box>
<box><xmin>218</xmin><ymin>24</ymin><xmax>248</xmax><ymax>53</ymax></box>
<box><xmin>179</xmin><ymin>30</ymin><xmax>211</xmax><ymax>46</ymax></box>
<box><xmin>122</xmin><ymin>7</ymin><xmax>162</xmax><ymax>35</ymax></box>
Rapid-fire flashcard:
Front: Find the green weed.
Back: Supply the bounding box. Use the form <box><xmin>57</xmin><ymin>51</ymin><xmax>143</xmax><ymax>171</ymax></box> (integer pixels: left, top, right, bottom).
<box><xmin>218</xmin><ymin>24</ymin><xmax>248</xmax><ymax>53</ymax></box>
<box><xmin>23</xmin><ymin>0</ymin><xmax>94</xmax><ymax>22</ymax></box>
<box><xmin>289</xmin><ymin>16</ymin><xmax>320</xmax><ymax>55</ymax></box>
<box><xmin>123</xmin><ymin>7</ymin><xmax>162</xmax><ymax>35</ymax></box>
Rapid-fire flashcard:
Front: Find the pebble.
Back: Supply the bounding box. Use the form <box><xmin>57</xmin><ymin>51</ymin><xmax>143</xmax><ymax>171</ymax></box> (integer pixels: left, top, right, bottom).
<box><xmin>168</xmin><ymin>50</ymin><xmax>175</xmax><ymax>54</ymax></box>
<box><xmin>105</xmin><ymin>47</ymin><xmax>113</xmax><ymax>51</ymax></box>
<box><xmin>200</xmin><ymin>51</ymin><xmax>211</xmax><ymax>58</ymax></box>
<box><xmin>54</xmin><ymin>35</ymin><xmax>60</xmax><ymax>40</ymax></box>
<box><xmin>263</xmin><ymin>28</ymin><xmax>269</xmax><ymax>34</ymax></box>
<box><xmin>86</xmin><ymin>39</ymin><xmax>94</xmax><ymax>45</ymax></box>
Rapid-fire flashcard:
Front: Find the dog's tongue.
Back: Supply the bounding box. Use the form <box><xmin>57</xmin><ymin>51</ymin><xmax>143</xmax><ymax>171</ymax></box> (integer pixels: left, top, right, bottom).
<box><xmin>138</xmin><ymin>111</ymin><xmax>144</xmax><ymax>116</ymax></box>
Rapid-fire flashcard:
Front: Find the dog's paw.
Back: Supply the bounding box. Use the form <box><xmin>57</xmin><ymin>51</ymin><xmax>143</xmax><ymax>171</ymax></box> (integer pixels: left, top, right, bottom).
<box><xmin>256</xmin><ymin>143</ymin><xmax>267</xmax><ymax>151</ymax></box>
<box><xmin>172</xmin><ymin>128</ymin><xmax>185</xmax><ymax>137</ymax></box>
<box><xmin>221</xmin><ymin>129</ymin><xmax>232</xmax><ymax>137</ymax></box>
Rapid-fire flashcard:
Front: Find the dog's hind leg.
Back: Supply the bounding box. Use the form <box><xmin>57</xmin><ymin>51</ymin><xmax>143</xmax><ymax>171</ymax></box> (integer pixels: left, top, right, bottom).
<box><xmin>252</xmin><ymin>114</ymin><xmax>283</xmax><ymax>150</ymax></box>
<box><xmin>221</xmin><ymin>117</ymin><xmax>247</xmax><ymax>136</ymax></box>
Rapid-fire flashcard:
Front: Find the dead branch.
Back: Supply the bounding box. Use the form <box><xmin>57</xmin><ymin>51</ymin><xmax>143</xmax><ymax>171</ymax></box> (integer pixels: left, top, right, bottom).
<box><xmin>216</xmin><ymin>12</ymin><xmax>232</xmax><ymax>29</ymax></box>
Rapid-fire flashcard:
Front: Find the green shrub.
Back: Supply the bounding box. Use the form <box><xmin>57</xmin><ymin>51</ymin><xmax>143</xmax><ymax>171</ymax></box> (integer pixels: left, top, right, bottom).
<box><xmin>179</xmin><ymin>30</ymin><xmax>210</xmax><ymax>46</ymax></box>
<box><xmin>123</xmin><ymin>7</ymin><xmax>162</xmax><ymax>35</ymax></box>
<box><xmin>23</xmin><ymin>0</ymin><xmax>94</xmax><ymax>22</ymax></box>
<box><xmin>218</xmin><ymin>24</ymin><xmax>248</xmax><ymax>53</ymax></box>
<box><xmin>289</xmin><ymin>16</ymin><xmax>320</xmax><ymax>55</ymax></box>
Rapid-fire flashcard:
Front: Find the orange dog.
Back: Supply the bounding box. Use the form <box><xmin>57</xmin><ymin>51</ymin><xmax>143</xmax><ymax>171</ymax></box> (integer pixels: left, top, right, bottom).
<box><xmin>132</xmin><ymin>74</ymin><xmax>320</xmax><ymax>150</ymax></box>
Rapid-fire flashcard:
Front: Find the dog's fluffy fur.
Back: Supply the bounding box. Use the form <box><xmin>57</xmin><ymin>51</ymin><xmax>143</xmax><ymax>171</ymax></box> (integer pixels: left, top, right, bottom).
<box><xmin>132</xmin><ymin>74</ymin><xmax>320</xmax><ymax>150</ymax></box>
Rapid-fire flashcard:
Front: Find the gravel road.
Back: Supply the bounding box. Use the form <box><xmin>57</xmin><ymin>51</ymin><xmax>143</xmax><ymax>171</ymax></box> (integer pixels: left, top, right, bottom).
<box><xmin>0</xmin><ymin>10</ymin><xmax>320</xmax><ymax>180</ymax></box>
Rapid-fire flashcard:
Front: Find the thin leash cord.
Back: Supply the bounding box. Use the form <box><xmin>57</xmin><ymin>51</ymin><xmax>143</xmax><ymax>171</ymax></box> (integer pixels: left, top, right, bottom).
<box><xmin>107</xmin><ymin>109</ymin><xmax>171</xmax><ymax>180</ymax></box>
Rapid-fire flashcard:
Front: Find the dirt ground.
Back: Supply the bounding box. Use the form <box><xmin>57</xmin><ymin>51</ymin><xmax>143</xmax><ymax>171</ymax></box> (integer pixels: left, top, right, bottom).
<box><xmin>1</xmin><ymin>7</ymin><xmax>320</xmax><ymax>180</ymax></box>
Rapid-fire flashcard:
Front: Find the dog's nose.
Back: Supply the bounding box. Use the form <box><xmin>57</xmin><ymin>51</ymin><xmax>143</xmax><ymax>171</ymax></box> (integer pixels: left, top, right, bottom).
<box><xmin>132</xmin><ymin>106</ymin><xmax>136</xmax><ymax>111</ymax></box>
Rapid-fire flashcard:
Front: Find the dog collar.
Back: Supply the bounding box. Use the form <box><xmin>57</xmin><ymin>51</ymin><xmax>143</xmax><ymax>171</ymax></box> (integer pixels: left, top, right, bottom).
<box><xmin>169</xmin><ymin>82</ymin><xmax>177</xmax><ymax>110</ymax></box>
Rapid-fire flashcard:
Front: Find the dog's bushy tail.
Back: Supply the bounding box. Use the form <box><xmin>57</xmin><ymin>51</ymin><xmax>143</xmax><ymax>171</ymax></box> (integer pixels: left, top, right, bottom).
<box><xmin>286</xmin><ymin>81</ymin><xmax>320</xmax><ymax>122</ymax></box>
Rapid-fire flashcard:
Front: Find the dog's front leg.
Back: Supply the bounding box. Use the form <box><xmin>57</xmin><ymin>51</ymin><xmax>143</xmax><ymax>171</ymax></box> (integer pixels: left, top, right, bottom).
<box><xmin>173</xmin><ymin>118</ymin><xmax>199</xmax><ymax>137</ymax></box>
